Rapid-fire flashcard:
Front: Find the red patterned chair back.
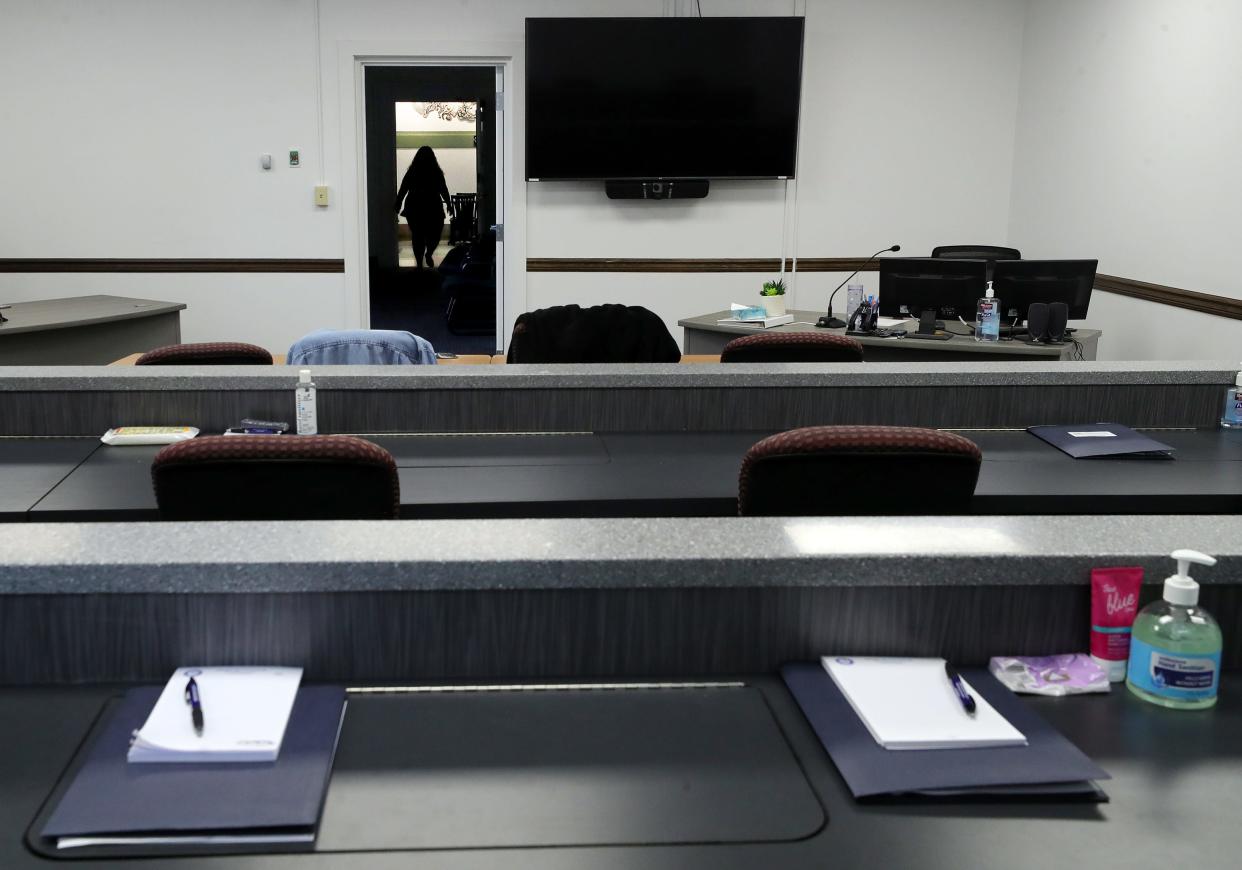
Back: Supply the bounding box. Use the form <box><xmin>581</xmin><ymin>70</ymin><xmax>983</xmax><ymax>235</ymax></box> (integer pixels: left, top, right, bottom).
<box><xmin>738</xmin><ymin>426</ymin><xmax>981</xmax><ymax>516</ymax></box>
<box><xmin>152</xmin><ymin>435</ymin><xmax>399</xmax><ymax>520</ymax></box>
<box><xmin>136</xmin><ymin>342</ymin><xmax>273</xmax><ymax>365</ymax></box>
<box><xmin>720</xmin><ymin>333</ymin><xmax>864</xmax><ymax>363</ymax></box>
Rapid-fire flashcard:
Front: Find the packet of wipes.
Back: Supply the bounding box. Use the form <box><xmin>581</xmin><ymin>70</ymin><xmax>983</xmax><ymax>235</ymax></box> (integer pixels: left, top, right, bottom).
<box><xmin>988</xmin><ymin>654</ymin><xmax>1110</xmax><ymax>696</ymax></box>
<box><xmin>100</xmin><ymin>426</ymin><xmax>199</xmax><ymax>446</ymax></box>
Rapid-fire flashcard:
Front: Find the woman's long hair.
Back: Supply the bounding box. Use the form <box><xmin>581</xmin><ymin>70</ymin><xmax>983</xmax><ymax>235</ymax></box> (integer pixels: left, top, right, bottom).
<box><xmin>408</xmin><ymin>145</ymin><xmax>445</xmax><ymax>192</ymax></box>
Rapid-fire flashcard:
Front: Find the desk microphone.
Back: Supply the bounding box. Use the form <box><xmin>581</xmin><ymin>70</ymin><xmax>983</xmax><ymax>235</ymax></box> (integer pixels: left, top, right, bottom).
<box><xmin>816</xmin><ymin>245</ymin><xmax>901</xmax><ymax>328</ymax></box>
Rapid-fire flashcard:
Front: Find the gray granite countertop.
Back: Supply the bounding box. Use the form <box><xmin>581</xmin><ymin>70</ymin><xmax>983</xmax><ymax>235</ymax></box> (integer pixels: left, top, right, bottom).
<box><xmin>1</xmin><ymin>515</ymin><xmax>1239</xmax><ymax>594</ymax></box>
<box><xmin>0</xmin><ymin>360</ymin><xmax>1235</xmax><ymax>391</ymax></box>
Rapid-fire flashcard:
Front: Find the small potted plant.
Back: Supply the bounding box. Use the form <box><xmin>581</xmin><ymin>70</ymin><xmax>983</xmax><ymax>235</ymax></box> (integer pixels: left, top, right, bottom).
<box><xmin>759</xmin><ymin>278</ymin><xmax>787</xmax><ymax>317</ymax></box>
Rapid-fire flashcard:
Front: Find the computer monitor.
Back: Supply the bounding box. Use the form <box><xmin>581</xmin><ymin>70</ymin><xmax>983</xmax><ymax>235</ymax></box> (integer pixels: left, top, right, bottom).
<box><xmin>990</xmin><ymin>259</ymin><xmax>1097</xmax><ymax>322</ymax></box>
<box><xmin>878</xmin><ymin>258</ymin><xmax>987</xmax><ymax>321</ymax></box>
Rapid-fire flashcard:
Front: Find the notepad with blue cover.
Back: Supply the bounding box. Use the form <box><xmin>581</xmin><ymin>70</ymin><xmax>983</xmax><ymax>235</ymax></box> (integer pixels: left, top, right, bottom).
<box><xmin>39</xmin><ymin>685</ymin><xmax>346</xmax><ymax>851</ymax></box>
<box><xmin>781</xmin><ymin>662</ymin><xmax>1110</xmax><ymax>801</ymax></box>
<box><xmin>1027</xmin><ymin>423</ymin><xmax>1175</xmax><ymax>459</ymax></box>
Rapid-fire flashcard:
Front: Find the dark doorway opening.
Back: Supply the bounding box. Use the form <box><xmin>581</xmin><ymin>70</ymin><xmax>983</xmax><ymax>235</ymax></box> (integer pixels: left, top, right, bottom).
<box><xmin>365</xmin><ymin>65</ymin><xmax>498</xmax><ymax>354</ymax></box>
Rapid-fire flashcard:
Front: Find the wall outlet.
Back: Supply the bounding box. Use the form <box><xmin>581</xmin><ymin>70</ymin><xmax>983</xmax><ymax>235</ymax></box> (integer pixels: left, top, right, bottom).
<box><xmin>314</xmin><ymin>185</ymin><xmax>330</xmax><ymax>207</ymax></box>
<box><xmin>289</xmin><ymin>149</ymin><xmax>301</xmax><ymax>167</ymax></box>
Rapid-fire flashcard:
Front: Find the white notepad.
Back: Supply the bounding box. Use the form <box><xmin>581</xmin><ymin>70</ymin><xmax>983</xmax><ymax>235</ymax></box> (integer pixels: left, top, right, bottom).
<box><xmin>822</xmin><ymin>656</ymin><xmax>1027</xmax><ymax>750</ymax></box>
<box><xmin>128</xmin><ymin>666</ymin><xmax>303</xmax><ymax>763</ymax></box>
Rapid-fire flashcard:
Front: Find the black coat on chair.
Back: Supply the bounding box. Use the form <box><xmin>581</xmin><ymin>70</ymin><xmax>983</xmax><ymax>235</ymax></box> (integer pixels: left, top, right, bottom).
<box><xmin>506</xmin><ymin>304</ymin><xmax>681</xmax><ymax>364</ymax></box>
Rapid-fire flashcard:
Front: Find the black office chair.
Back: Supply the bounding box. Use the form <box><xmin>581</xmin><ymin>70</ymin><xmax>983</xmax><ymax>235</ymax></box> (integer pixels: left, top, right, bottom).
<box><xmin>443</xmin><ymin>228</ymin><xmax>497</xmax><ymax>336</ymax></box>
<box><xmin>738</xmin><ymin>425</ymin><xmax>982</xmax><ymax>516</ymax></box>
<box><xmin>151</xmin><ymin>435</ymin><xmax>400</xmax><ymax>520</ymax></box>
<box><xmin>931</xmin><ymin>245</ymin><xmax>1021</xmax><ymax>261</ymax></box>
<box><xmin>449</xmin><ymin>193</ymin><xmax>478</xmax><ymax>244</ymax></box>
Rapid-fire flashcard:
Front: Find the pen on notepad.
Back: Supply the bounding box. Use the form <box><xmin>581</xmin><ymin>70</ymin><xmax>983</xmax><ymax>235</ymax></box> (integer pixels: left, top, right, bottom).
<box><xmin>944</xmin><ymin>662</ymin><xmax>977</xmax><ymax>715</ymax></box>
<box><xmin>185</xmin><ymin>676</ymin><xmax>205</xmax><ymax>735</ymax></box>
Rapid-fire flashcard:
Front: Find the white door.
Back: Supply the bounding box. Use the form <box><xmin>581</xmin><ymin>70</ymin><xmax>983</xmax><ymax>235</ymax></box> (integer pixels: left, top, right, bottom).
<box><xmin>492</xmin><ymin>65</ymin><xmax>505</xmax><ymax>354</ymax></box>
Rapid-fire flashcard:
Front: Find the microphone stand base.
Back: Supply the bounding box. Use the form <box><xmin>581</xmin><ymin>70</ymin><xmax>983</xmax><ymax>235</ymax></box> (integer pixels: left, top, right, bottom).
<box><xmin>816</xmin><ymin>316</ymin><xmax>848</xmax><ymax>329</ymax></box>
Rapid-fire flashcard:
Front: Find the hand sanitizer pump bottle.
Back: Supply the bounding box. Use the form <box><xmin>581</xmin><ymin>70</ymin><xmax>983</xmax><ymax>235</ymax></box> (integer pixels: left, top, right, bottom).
<box><xmin>975</xmin><ymin>281</ymin><xmax>1000</xmax><ymax>342</ymax></box>
<box><xmin>1220</xmin><ymin>365</ymin><xmax>1242</xmax><ymax>428</ymax></box>
<box><xmin>1126</xmin><ymin>549</ymin><xmax>1222</xmax><ymax>709</ymax></box>
<box><xmin>295</xmin><ymin>369</ymin><xmax>318</xmax><ymax>435</ymax></box>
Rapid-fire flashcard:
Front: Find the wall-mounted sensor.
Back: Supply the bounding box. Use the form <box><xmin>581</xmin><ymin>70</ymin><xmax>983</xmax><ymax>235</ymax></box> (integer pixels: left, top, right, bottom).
<box><xmin>260</xmin><ymin>154</ymin><xmax>273</xmax><ymax>171</ymax></box>
<box><xmin>289</xmin><ymin>149</ymin><xmax>301</xmax><ymax>167</ymax></box>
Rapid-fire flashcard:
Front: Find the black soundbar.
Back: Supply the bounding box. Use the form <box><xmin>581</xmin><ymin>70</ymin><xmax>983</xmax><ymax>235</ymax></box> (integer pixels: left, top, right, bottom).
<box><xmin>605</xmin><ymin>179</ymin><xmax>709</xmax><ymax>200</ymax></box>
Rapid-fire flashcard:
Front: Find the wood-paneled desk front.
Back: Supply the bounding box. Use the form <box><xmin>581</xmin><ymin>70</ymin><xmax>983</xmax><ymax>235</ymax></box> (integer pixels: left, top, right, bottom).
<box><xmin>0</xmin><ymin>295</ymin><xmax>185</xmax><ymax>365</ymax></box>
<box><xmin>679</xmin><ymin>309</ymin><xmax>1101</xmax><ymax>361</ymax></box>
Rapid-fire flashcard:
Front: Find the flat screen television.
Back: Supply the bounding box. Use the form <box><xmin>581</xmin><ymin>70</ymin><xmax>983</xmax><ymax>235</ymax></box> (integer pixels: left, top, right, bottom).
<box><xmin>525</xmin><ymin>17</ymin><xmax>805</xmax><ymax>181</ymax></box>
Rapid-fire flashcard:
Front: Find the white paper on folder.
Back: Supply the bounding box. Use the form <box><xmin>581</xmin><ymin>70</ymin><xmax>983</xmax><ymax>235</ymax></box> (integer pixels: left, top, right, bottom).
<box><xmin>127</xmin><ymin>666</ymin><xmax>303</xmax><ymax>763</ymax></box>
<box><xmin>822</xmin><ymin>657</ymin><xmax>1027</xmax><ymax>750</ymax></box>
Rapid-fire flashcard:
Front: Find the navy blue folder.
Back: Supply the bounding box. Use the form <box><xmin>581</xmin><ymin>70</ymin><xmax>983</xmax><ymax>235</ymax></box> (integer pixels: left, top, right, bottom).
<box><xmin>1027</xmin><ymin>423</ymin><xmax>1175</xmax><ymax>459</ymax></box>
<box><xmin>41</xmin><ymin>685</ymin><xmax>345</xmax><ymax>841</ymax></box>
<box><xmin>781</xmin><ymin>663</ymin><xmax>1110</xmax><ymax>800</ymax></box>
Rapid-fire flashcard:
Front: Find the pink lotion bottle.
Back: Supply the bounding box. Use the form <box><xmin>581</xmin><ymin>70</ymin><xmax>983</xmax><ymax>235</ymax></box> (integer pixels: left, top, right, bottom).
<box><xmin>1090</xmin><ymin>566</ymin><xmax>1144</xmax><ymax>682</ymax></box>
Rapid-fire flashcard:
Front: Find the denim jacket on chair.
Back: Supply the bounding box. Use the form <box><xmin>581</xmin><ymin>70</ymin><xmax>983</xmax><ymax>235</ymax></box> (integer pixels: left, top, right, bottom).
<box><xmin>287</xmin><ymin>329</ymin><xmax>437</xmax><ymax>366</ymax></box>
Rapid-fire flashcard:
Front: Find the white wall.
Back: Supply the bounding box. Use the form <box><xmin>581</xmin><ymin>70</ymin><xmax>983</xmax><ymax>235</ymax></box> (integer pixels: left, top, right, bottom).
<box><xmin>0</xmin><ymin>0</ymin><xmax>343</xmax><ymax>350</ymax></box>
<box><xmin>17</xmin><ymin>0</ymin><xmax>1230</xmax><ymax>359</ymax></box>
<box><xmin>1008</xmin><ymin>0</ymin><xmax>1242</xmax><ymax>360</ymax></box>
<box><xmin>0</xmin><ymin>0</ymin><xmax>333</xmax><ymax>259</ymax></box>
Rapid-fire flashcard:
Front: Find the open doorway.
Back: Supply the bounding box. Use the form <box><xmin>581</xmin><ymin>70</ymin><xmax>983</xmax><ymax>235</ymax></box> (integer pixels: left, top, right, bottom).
<box><xmin>364</xmin><ymin>65</ymin><xmax>500</xmax><ymax>354</ymax></box>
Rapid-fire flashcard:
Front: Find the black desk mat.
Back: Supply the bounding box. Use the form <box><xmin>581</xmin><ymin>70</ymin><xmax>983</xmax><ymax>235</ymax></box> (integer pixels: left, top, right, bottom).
<box><xmin>0</xmin><ymin>437</ymin><xmax>98</xmax><ymax>519</ymax></box>
<box><xmin>369</xmin><ymin>433</ymin><xmax>610</xmax><ymax>467</ymax></box>
<box><xmin>28</xmin><ymin>444</ymin><xmax>161</xmax><ymax>520</ymax></box>
<box><xmin>29</xmin><ymin>684</ymin><xmax>825</xmax><ymax>858</ymax></box>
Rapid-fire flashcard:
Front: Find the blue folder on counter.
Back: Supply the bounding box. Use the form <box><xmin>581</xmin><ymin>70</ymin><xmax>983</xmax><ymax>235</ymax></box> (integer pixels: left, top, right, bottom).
<box><xmin>781</xmin><ymin>663</ymin><xmax>1110</xmax><ymax>801</ymax></box>
<box><xmin>1027</xmin><ymin>423</ymin><xmax>1175</xmax><ymax>459</ymax></box>
<box><xmin>39</xmin><ymin>685</ymin><xmax>345</xmax><ymax>850</ymax></box>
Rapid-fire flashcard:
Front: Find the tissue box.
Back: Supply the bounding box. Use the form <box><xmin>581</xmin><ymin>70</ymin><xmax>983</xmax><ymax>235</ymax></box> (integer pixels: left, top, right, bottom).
<box><xmin>731</xmin><ymin>306</ymin><xmax>767</xmax><ymax>321</ymax></box>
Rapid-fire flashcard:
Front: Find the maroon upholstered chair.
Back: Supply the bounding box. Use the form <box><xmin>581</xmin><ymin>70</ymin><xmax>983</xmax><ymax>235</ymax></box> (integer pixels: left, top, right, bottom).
<box><xmin>720</xmin><ymin>332</ymin><xmax>864</xmax><ymax>363</ymax></box>
<box><xmin>152</xmin><ymin>435</ymin><xmax>399</xmax><ymax>520</ymax></box>
<box><xmin>136</xmin><ymin>342</ymin><xmax>273</xmax><ymax>365</ymax></box>
<box><xmin>738</xmin><ymin>426</ymin><xmax>982</xmax><ymax>516</ymax></box>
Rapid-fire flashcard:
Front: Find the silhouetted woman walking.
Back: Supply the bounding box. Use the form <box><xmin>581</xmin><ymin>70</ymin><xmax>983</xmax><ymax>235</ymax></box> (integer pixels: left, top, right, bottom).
<box><xmin>395</xmin><ymin>146</ymin><xmax>453</xmax><ymax>269</ymax></box>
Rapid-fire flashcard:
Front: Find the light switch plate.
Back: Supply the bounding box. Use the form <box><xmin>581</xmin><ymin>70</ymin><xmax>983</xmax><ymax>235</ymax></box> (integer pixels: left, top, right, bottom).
<box><xmin>314</xmin><ymin>185</ymin><xmax>330</xmax><ymax>207</ymax></box>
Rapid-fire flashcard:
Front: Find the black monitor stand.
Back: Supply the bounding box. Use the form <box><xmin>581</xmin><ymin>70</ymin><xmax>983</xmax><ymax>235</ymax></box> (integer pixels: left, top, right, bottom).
<box><xmin>906</xmin><ymin>309</ymin><xmax>952</xmax><ymax>341</ymax></box>
<box><xmin>0</xmin><ymin>305</ymin><xmax>10</xmax><ymax>323</ymax></box>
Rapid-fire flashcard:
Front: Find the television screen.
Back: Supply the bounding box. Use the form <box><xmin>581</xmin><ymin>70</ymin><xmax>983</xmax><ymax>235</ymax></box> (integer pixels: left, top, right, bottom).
<box><xmin>525</xmin><ymin>17</ymin><xmax>804</xmax><ymax>181</ymax></box>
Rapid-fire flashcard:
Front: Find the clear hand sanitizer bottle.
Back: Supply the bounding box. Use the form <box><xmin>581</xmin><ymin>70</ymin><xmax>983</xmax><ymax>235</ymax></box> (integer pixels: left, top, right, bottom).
<box><xmin>1220</xmin><ymin>365</ymin><xmax>1242</xmax><ymax>428</ymax></box>
<box><xmin>846</xmin><ymin>283</ymin><xmax>865</xmax><ymax>321</ymax></box>
<box><xmin>295</xmin><ymin>369</ymin><xmax>318</xmax><ymax>435</ymax></box>
<box><xmin>1126</xmin><ymin>549</ymin><xmax>1222</xmax><ymax>709</ymax></box>
<box><xmin>975</xmin><ymin>281</ymin><xmax>1000</xmax><ymax>342</ymax></box>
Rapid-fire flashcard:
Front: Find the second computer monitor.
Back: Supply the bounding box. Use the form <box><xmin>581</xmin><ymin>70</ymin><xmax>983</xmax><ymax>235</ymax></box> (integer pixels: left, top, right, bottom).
<box><xmin>990</xmin><ymin>259</ymin><xmax>1097</xmax><ymax>322</ymax></box>
<box><xmin>878</xmin><ymin>258</ymin><xmax>987</xmax><ymax>321</ymax></box>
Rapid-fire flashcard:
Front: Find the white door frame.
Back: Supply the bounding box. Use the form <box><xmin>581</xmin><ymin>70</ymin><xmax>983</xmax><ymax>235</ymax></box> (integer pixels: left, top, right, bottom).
<box><xmin>336</xmin><ymin>41</ymin><xmax>525</xmax><ymax>354</ymax></box>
